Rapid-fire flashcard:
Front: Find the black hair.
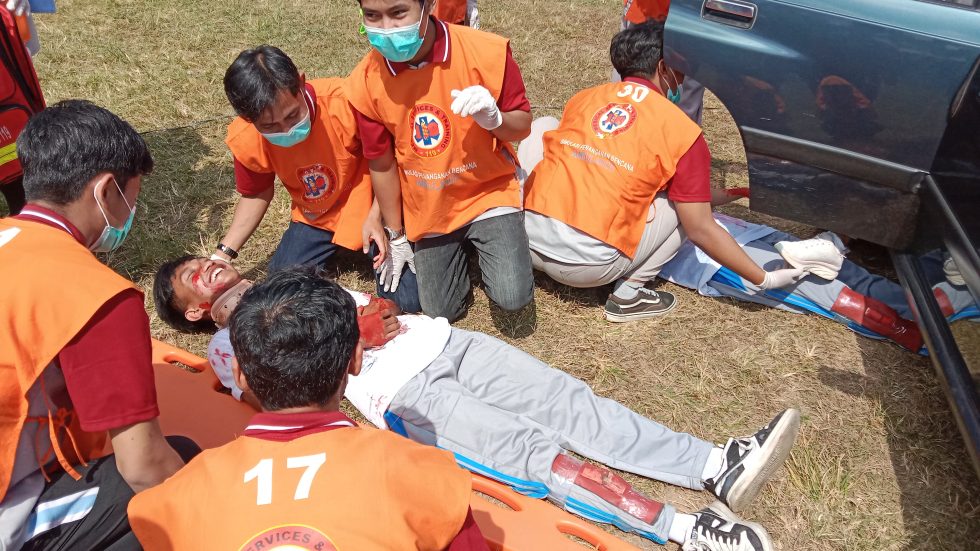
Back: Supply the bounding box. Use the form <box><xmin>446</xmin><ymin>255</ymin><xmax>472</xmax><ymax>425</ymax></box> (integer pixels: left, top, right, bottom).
<box><xmin>153</xmin><ymin>255</ymin><xmax>218</xmax><ymax>334</ymax></box>
<box><xmin>229</xmin><ymin>266</ymin><xmax>359</xmax><ymax>411</ymax></box>
<box><xmin>610</xmin><ymin>20</ymin><xmax>665</xmax><ymax>80</ymax></box>
<box><xmin>224</xmin><ymin>45</ymin><xmax>302</xmax><ymax>122</ymax></box>
<box><xmin>18</xmin><ymin>100</ymin><xmax>153</xmax><ymax>205</ymax></box>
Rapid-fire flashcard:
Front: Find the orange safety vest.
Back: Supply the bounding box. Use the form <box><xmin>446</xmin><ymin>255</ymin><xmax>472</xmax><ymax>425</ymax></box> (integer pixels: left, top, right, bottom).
<box><xmin>345</xmin><ymin>24</ymin><xmax>521</xmax><ymax>241</ymax></box>
<box><xmin>524</xmin><ymin>81</ymin><xmax>701</xmax><ymax>258</ymax></box>
<box><xmin>624</xmin><ymin>0</ymin><xmax>670</xmax><ymax>23</ymax></box>
<box><xmin>0</xmin><ymin>218</ymin><xmax>135</xmax><ymax>500</ymax></box>
<box><xmin>129</xmin><ymin>425</ymin><xmax>472</xmax><ymax>550</ymax></box>
<box><xmin>434</xmin><ymin>0</ymin><xmax>467</xmax><ymax>24</ymax></box>
<box><xmin>226</xmin><ymin>78</ymin><xmax>373</xmax><ymax>251</ymax></box>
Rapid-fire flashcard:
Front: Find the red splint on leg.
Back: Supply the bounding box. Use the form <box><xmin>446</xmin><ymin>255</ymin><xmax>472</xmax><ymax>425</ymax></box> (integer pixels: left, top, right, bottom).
<box><xmin>832</xmin><ymin>287</ymin><xmax>923</xmax><ymax>351</ymax></box>
<box><xmin>552</xmin><ymin>454</ymin><xmax>663</xmax><ymax>524</ymax></box>
<box><xmin>933</xmin><ymin>287</ymin><xmax>954</xmax><ymax>318</ymax></box>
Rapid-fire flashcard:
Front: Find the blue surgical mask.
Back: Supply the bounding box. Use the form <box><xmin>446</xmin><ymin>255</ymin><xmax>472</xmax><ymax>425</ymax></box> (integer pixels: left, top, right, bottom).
<box><xmin>261</xmin><ymin>110</ymin><xmax>312</xmax><ymax>148</ymax></box>
<box><xmin>663</xmin><ymin>66</ymin><xmax>683</xmax><ymax>104</ymax></box>
<box><xmin>90</xmin><ymin>178</ymin><xmax>135</xmax><ymax>253</ymax></box>
<box><xmin>364</xmin><ymin>7</ymin><xmax>428</xmax><ymax>63</ymax></box>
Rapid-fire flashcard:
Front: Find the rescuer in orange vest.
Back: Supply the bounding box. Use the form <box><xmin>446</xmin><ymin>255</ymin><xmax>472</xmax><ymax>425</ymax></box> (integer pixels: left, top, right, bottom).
<box><xmin>128</xmin><ymin>267</ymin><xmax>488</xmax><ymax>550</ymax></box>
<box><xmin>522</xmin><ymin>22</ymin><xmax>806</xmax><ymax>323</ymax></box>
<box><xmin>204</xmin><ymin>45</ymin><xmax>422</xmax><ymax>318</ymax></box>
<box><xmin>346</xmin><ymin>0</ymin><xmax>535</xmax><ymax>323</ymax></box>
<box><xmin>0</xmin><ymin>100</ymin><xmax>199</xmax><ymax>550</ymax></box>
<box><xmin>433</xmin><ymin>0</ymin><xmax>477</xmax><ymax>27</ymax></box>
<box><xmin>617</xmin><ymin>0</ymin><xmax>706</xmax><ymax>124</ymax></box>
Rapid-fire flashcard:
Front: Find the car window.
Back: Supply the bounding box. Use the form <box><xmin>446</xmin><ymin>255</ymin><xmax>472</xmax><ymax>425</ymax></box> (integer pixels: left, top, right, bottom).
<box><xmin>921</xmin><ymin>0</ymin><xmax>979</xmax><ymax>10</ymax></box>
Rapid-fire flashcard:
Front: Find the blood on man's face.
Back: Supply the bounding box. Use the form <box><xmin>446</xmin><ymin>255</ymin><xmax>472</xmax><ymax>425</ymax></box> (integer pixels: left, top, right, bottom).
<box><xmin>171</xmin><ymin>258</ymin><xmax>243</xmax><ymax>312</ymax></box>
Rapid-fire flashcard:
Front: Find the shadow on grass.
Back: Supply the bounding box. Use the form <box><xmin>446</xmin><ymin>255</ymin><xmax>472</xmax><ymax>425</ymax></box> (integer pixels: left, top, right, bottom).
<box><xmin>107</xmin><ymin>124</ymin><xmax>238</xmax><ymax>281</ymax></box>
<box><xmin>533</xmin><ymin>271</ymin><xmax>610</xmax><ymax>309</ymax></box>
<box><xmin>818</xmin><ymin>340</ymin><xmax>980</xmax><ymax>549</ymax></box>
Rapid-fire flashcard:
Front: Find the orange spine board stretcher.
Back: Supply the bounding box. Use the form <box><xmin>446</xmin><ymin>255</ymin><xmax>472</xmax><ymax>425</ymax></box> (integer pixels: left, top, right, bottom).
<box><xmin>146</xmin><ymin>339</ymin><xmax>640</xmax><ymax>551</ymax></box>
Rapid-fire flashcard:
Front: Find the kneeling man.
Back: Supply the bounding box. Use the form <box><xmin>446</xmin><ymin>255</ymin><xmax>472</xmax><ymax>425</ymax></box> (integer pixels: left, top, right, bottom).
<box><xmin>213</xmin><ymin>45</ymin><xmax>420</xmax><ymax>316</ymax></box>
<box><xmin>522</xmin><ymin>21</ymin><xmax>803</xmax><ymax>322</ymax></box>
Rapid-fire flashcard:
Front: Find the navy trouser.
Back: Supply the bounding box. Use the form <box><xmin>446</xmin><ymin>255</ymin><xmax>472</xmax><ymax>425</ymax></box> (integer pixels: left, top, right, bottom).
<box><xmin>414</xmin><ymin>212</ymin><xmax>534</xmax><ymax>322</ymax></box>
<box><xmin>22</xmin><ymin>437</ymin><xmax>200</xmax><ymax>551</ymax></box>
<box><xmin>268</xmin><ymin>221</ymin><xmax>422</xmax><ymax>313</ymax></box>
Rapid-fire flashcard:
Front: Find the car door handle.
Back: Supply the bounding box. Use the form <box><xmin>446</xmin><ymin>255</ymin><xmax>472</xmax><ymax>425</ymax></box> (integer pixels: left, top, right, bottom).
<box><xmin>703</xmin><ymin>0</ymin><xmax>757</xmax><ymax>28</ymax></box>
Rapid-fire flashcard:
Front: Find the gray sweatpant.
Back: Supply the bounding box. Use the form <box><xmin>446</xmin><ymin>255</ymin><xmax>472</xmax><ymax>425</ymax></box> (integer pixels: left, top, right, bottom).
<box><xmin>387</xmin><ymin>329</ymin><xmax>715</xmax><ymax>543</ymax></box>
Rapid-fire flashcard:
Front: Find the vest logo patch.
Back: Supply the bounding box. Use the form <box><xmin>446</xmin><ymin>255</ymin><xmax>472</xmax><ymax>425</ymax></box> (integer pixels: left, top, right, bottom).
<box><xmin>297</xmin><ymin>164</ymin><xmax>337</xmax><ymax>203</ymax></box>
<box><xmin>239</xmin><ymin>524</ymin><xmax>337</xmax><ymax>551</ymax></box>
<box><xmin>410</xmin><ymin>103</ymin><xmax>452</xmax><ymax>158</ymax></box>
<box><xmin>591</xmin><ymin>103</ymin><xmax>636</xmax><ymax>139</ymax></box>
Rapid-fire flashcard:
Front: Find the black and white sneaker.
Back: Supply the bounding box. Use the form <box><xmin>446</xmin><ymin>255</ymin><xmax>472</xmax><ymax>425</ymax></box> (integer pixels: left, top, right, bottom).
<box><xmin>704</xmin><ymin>409</ymin><xmax>800</xmax><ymax>512</ymax></box>
<box><xmin>604</xmin><ymin>287</ymin><xmax>677</xmax><ymax>322</ymax></box>
<box><xmin>682</xmin><ymin>501</ymin><xmax>773</xmax><ymax>551</ymax></box>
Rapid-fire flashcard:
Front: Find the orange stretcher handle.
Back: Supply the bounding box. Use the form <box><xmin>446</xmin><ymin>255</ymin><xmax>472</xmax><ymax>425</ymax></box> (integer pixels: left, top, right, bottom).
<box><xmin>15</xmin><ymin>14</ymin><xmax>30</xmax><ymax>43</ymax></box>
<box><xmin>469</xmin><ymin>475</ymin><xmax>641</xmax><ymax>550</ymax></box>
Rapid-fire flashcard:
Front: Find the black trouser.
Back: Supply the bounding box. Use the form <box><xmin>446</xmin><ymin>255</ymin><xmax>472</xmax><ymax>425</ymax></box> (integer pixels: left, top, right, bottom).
<box><xmin>22</xmin><ymin>436</ymin><xmax>200</xmax><ymax>551</ymax></box>
<box><xmin>1</xmin><ymin>178</ymin><xmax>25</xmax><ymax>215</ymax></box>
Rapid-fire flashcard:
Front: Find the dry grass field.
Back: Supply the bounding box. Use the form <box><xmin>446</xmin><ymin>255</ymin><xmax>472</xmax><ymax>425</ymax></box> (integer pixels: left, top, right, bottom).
<box><xmin>10</xmin><ymin>0</ymin><xmax>980</xmax><ymax>548</ymax></box>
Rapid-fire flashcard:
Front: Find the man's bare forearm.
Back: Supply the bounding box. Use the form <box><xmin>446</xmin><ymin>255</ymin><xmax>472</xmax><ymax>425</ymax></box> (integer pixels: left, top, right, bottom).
<box><xmin>110</xmin><ymin>419</ymin><xmax>185</xmax><ymax>493</ymax></box>
<box><xmin>677</xmin><ymin>200</ymin><xmax>766</xmax><ymax>285</ymax></box>
<box><xmin>218</xmin><ymin>187</ymin><xmax>274</xmax><ymax>255</ymax></box>
<box><xmin>492</xmin><ymin>109</ymin><xmax>532</xmax><ymax>143</ymax></box>
<box><xmin>368</xmin><ymin>148</ymin><xmax>404</xmax><ymax>232</ymax></box>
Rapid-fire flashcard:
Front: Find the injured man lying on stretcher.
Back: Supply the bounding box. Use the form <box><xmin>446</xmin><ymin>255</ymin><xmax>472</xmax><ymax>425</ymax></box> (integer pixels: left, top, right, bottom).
<box><xmin>657</xmin><ymin>212</ymin><xmax>978</xmax><ymax>353</ymax></box>
<box><xmin>153</xmin><ymin>256</ymin><xmax>800</xmax><ymax>551</ymax></box>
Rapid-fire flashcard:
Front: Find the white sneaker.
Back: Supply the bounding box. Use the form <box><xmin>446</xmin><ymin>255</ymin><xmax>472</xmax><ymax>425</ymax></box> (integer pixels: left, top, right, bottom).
<box><xmin>815</xmin><ymin>231</ymin><xmax>849</xmax><ymax>255</ymax></box>
<box><xmin>774</xmin><ymin>238</ymin><xmax>844</xmax><ymax>280</ymax></box>
<box><xmin>705</xmin><ymin>409</ymin><xmax>801</xmax><ymax>512</ymax></box>
<box><xmin>944</xmin><ymin>256</ymin><xmax>966</xmax><ymax>286</ymax></box>
<box><xmin>682</xmin><ymin>501</ymin><xmax>774</xmax><ymax>551</ymax></box>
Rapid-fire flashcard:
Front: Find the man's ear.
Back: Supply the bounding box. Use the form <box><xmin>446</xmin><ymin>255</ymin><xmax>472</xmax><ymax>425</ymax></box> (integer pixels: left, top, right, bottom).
<box><xmin>89</xmin><ymin>172</ymin><xmax>116</xmax><ymax>205</ymax></box>
<box><xmin>347</xmin><ymin>342</ymin><xmax>364</xmax><ymax>377</ymax></box>
<box><xmin>232</xmin><ymin>358</ymin><xmax>251</xmax><ymax>396</ymax></box>
<box><xmin>184</xmin><ymin>305</ymin><xmax>206</xmax><ymax>322</ymax></box>
<box><xmin>299</xmin><ymin>71</ymin><xmax>306</xmax><ymax>87</ymax></box>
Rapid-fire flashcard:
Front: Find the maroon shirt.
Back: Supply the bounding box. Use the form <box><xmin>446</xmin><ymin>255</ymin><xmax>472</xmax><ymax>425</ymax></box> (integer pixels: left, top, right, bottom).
<box><xmin>245</xmin><ymin>411</ymin><xmax>489</xmax><ymax>550</ymax></box>
<box><xmin>14</xmin><ymin>205</ymin><xmax>159</xmax><ymax>432</ymax></box>
<box><xmin>622</xmin><ymin>76</ymin><xmax>712</xmax><ymax>203</ymax></box>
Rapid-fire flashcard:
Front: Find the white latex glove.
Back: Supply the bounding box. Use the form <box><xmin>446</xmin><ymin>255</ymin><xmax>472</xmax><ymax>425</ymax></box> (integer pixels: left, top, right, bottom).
<box><xmin>466</xmin><ymin>0</ymin><xmax>480</xmax><ymax>29</ymax></box>
<box><xmin>450</xmin><ymin>86</ymin><xmax>502</xmax><ymax>130</ymax></box>
<box><xmin>378</xmin><ymin>234</ymin><xmax>416</xmax><ymax>292</ymax></box>
<box><xmin>5</xmin><ymin>0</ymin><xmax>29</xmax><ymax>16</ymax></box>
<box><xmin>757</xmin><ymin>267</ymin><xmax>807</xmax><ymax>290</ymax></box>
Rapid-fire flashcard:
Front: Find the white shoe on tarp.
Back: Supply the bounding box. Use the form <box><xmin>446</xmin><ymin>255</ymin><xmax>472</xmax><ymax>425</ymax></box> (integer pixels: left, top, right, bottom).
<box><xmin>774</xmin><ymin>237</ymin><xmax>844</xmax><ymax>280</ymax></box>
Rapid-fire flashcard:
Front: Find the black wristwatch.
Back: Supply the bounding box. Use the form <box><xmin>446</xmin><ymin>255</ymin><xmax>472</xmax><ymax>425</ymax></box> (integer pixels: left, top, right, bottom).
<box><xmin>216</xmin><ymin>242</ymin><xmax>239</xmax><ymax>259</ymax></box>
<box><xmin>384</xmin><ymin>226</ymin><xmax>405</xmax><ymax>241</ymax></box>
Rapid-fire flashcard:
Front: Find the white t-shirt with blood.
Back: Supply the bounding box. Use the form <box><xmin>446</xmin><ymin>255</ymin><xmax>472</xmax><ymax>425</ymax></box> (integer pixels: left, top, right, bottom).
<box><xmin>206</xmin><ymin>289</ymin><xmax>451</xmax><ymax>429</ymax></box>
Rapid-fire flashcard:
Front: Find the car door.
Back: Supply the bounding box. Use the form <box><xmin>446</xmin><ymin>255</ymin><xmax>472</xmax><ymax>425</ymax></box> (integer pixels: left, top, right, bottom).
<box><xmin>664</xmin><ymin>0</ymin><xmax>980</xmax><ymax>249</ymax></box>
